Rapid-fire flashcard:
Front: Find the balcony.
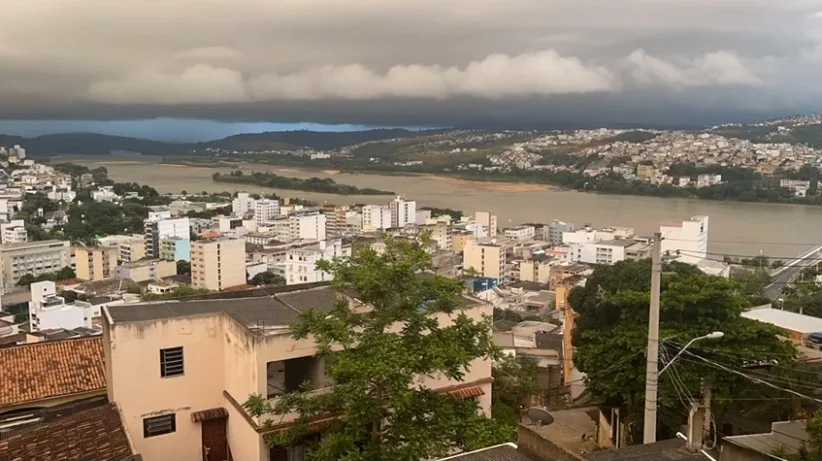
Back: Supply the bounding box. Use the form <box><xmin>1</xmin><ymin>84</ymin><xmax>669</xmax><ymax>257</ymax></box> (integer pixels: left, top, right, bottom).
<box><xmin>262</xmin><ymin>356</ymin><xmax>334</xmax><ymax>426</ymax></box>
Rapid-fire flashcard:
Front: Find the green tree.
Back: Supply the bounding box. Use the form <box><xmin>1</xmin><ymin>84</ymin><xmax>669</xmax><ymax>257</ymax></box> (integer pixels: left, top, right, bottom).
<box><xmin>491</xmin><ymin>356</ymin><xmax>540</xmax><ymax>429</ymax></box>
<box><xmin>55</xmin><ymin>266</ymin><xmax>76</xmax><ymax>280</ymax></box>
<box><xmin>571</xmin><ymin>260</ymin><xmax>795</xmax><ymax>439</ymax></box>
<box><xmin>781</xmin><ymin>281</ymin><xmax>822</xmax><ymax>318</ymax></box>
<box><xmin>250</xmin><ymin>271</ymin><xmax>285</xmax><ymax>286</ymax></box>
<box><xmin>16</xmin><ymin>274</ymin><xmax>36</xmax><ymax>287</ymax></box>
<box><xmin>805</xmin><ymin>409</ymin><xmax>822</xmax><ymax>460</ymax></box>
<box><xmin>731</xmin><ymin>267</ymin><xmax>772</xmax><ymax>297</ymax></box>
<box><xmin>176</xmin><ymin>260</ymin><xmax>191</xmax><ymax>275</ymax></box>
<box><xmin>243</xmin><ymin>238</ymin><xmax>512</xmax><ymax>461</ymax></box>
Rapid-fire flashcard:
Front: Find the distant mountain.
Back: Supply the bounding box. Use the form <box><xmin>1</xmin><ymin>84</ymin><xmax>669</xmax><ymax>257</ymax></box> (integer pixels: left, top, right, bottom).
<box><xmin>0</xmin><ymin>128</ymin><xmax>448</xmax><ymax>156</ymax></box>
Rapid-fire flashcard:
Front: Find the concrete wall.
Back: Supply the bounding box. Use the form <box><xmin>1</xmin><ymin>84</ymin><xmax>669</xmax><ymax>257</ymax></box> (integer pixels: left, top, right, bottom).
<box><xmin>718</xmin><ymin>443</ymin><xmax>772</xmax><ymax>461</ymax></box>
<box><xmin>517</xmin><ymin>424</ymin><xmax>586</xmax><ymax>461</ymax></box>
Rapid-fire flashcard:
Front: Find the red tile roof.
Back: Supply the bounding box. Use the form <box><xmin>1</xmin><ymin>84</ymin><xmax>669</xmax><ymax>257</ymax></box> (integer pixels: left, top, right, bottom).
<box><xmin>0</xmin><ymin>337</ymin><xmax>106</xmax><ymax>408</ymax></box>
<box><xmin>0</xmin><ymin>403</ymin><xmax>136</xmax><ymax>461</ymax></box>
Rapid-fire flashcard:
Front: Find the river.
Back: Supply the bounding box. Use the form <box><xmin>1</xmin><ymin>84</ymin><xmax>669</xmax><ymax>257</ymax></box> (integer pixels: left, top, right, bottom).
<box><xmin>62</xmin><ymin>156</ymin><xmax>821</xmax><ymax>258</ymax></box>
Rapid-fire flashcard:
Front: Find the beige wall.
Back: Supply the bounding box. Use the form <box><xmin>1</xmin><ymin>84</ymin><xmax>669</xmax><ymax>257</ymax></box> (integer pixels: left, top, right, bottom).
<box><xmin>191</xmin><ymin>238</ymin><xmax>246</xmax><ymax>291</ymax></box>
<box><xmin>520</xmin><ymin>261</ymin><xmax>550</xmax><ymax>285</ymax></box>
<box><xmin>463</xmin><ymin>240</ymin><xmax>504</xmax><ymax>280</ymax></box>
<box><xmin>120</xmin><ymin>239</ymin><xmax>146</xmax><ymax>262</ymax></box>
<box><xmin>451</xmin><ymin>233</ymin><xmax>475</xmax><ymax>253</ymax></box>
<box><xmin>117</xmin><ymin>260</ymin><xmax>176</xmax><ymax>283</ymax></box>
<box><xmin>0</xmin><ymin>240</ymin><xmax>70</xmax><ymax>285</ymax></box>
<box><xmin>76</xmin><ymin>247</ymin><xmax>118</xmax><ymax>281</ymax></box>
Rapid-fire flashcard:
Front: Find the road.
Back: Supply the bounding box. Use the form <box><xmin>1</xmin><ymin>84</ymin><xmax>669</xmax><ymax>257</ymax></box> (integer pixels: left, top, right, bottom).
<box><xmin>764</xmin><ymin>246</ymin><xmax>822</xmax><ymax>300</ymax></box>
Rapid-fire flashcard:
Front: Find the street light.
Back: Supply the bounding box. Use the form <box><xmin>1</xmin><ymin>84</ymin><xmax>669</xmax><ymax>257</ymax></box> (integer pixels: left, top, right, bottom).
<box><xmin>659</xmin><ymin>331</ymin><xmax>724</xmax><ymax>375</ymax></box>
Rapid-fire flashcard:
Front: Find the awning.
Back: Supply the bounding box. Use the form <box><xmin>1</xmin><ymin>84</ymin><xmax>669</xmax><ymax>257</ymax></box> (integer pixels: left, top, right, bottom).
<box><xmin>445</xmin><ymin>385</ymin><xmax>485</xmax><ymax>400</ymax></box>
<box><xmin>191</xmin><ymin>407</ymin><xmax>229</xmax><ymax>422</ymax></box>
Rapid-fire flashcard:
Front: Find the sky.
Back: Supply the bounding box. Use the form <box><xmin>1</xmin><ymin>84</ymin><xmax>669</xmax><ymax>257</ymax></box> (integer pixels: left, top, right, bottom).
<box><xmin>3</xmin><ymin>0</ymin><xmax>822</xmax><ymax>138</ymax></box>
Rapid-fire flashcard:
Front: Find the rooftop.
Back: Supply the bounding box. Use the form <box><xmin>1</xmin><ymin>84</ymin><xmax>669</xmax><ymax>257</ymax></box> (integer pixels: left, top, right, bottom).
<box><xmin>582</xmin><ymin>438</ymin><xmax>713</xmax><ymax>461</ymax></box>
<box><xmin>0</xmin><ymin>337</ymin><xmax>106</xmax><ymax>408</ymax></box>
<box><xmin>437</xmin><ymin>443</ymin><xmax>538</xmax><ymax>461</ymax></box>
<box><xmin>741</xmin><ymin>306</ymin><xmax>822</xmax><ymax>334</ymax></box>
<box><xmin>0</xmin><ymin>239</ymin><xmax>68</xmax><ymax>250</ymax></box>
<box><xmin>596</xmin><ymin>240</ymin><xmax>635</xmax><ymax>248</ymax></box>
<box><xmin>0</xmin><ymin>403</ymin><xmax>137</xmax><ymax>461</ymax></box>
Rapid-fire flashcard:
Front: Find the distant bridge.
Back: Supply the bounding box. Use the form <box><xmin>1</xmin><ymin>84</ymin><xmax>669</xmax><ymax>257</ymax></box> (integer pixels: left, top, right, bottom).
<box><xmin>764</xmin><ymin>245</ymin><xmax>822</xmax><ymax>300</ymax></box>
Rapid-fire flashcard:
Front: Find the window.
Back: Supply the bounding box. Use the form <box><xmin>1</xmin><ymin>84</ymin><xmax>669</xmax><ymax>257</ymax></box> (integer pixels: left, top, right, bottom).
<box><xmin>143</xmin><ymin>414</ymin><xmax>176</xmax><ymax>438</ymax></box>
<box><xmin>160</xmin><ymin>347</ymin><xmax>184</xmax><ymax>377</ymax></box>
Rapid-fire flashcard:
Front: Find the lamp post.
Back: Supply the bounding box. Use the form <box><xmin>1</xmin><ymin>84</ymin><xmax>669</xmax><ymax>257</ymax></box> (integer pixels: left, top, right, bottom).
<box><xmin>659</xmin><ymin>331</ymin><xmax>724</xmax><ymax>376</ymax></box>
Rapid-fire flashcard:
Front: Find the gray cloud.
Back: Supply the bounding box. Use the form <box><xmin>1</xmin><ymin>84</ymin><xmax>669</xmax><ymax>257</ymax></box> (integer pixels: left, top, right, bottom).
<box><xmin>2</xmin><ymin>0</ymin><xmax>822</xmax><ymax>124</ymax></box>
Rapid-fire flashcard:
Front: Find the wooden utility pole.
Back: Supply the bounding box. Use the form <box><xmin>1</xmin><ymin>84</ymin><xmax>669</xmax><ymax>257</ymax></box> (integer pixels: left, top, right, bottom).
<box><xmin>643</xmin><ymin>231</ymin><xmax>663</xmax><ymax>444</ymax></box>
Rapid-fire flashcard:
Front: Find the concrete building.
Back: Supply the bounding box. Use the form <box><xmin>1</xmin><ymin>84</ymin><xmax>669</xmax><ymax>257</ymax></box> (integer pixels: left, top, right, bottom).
<box><xmin>362</xmin><ymin>205</ymin><xmax>392</xmax><ymax>232</ymax></box>
<box><xmin>191</xmin><ymin>238</ymin><xmax>246</xmax><ymax>291</ymax></box>
<box><xmin>475</xmin><ymin>211</ymin><xmax>498</xmax><ymax>237</ymax></box>
<box><xmin>660</xmin><ymin>215</ymin><xmax>709</xmax><ymax>260</ymax></box>
<box><xmin>145</xmin><ymin>217</ymin><xmax>190</xmax><ymax>258</ymax></box>
<box><xmin>504</xmin><ymin>225</ymin><xmax>536</xmax><ymax>242</ymax></box>
<box><xmin>0</xmin><ymin>219</ymin><xmax>27</xmax><ymax>244</ymax></box>
<box><xmin>0</xmin><ymin>240</ymin><xmax>71</xmax><ymax>287</ymax></box>
<box><xmin>430</xmin><ymin>222</ymin><xmax>452</xmax><ymax>251</ymax></box>
<box><xmin>116</xmin><ymin>259</ymin><xmax>177</xmax><ymax>283</ymax></box>
<box><xmin>415</xmin><ymin>209</ymin><xmax>432</xmax><ymax>225</ymax></box>
<box><xmin>91</xmin><ymin>186</ymin><xmax>121</xmax><ymax>202</ymax></box>
<box><xmin>464</xmin><ymin>239</ymin><xmax>506</xmax><ymax>281</ymax></box>
<box><xmin>102</xmin><ymin>286</ymin><xmax>492</xmax><ymax>461</ymax></box>
<box><xmin>75</xmin><ymin>246</ymin><xmax>119</xmax><ymax>281</ymax></box>
<box><xmin>254</xmin><ymin>199</ymin><xmax>279</xmax><ymax>223</ymax></box>
<box><xmin>215</xmin><ymin>215</ymin><xmax>244</xmax><ymax>233</ymax></box>
<box><xmin>97</xmin><ymin>234</ymin><xmax>146</xmax><ymax>262</ymax></box>
<box><xmin>232</xmin><ymin>192</ymin><xmax>256</xmax><ymax>217</ymax></box>
<box><xmin>547</xmin><ymin>220</ymin><xmax>576</xmax><ymax>244</ymax></box>
<box><xmin>389</xmin><ymin>195</ymin><xmax>416</xmax><ymax>228</ymax></box>
<box><xmin>569</xmin><ymin>240</ymin><xmax>632</xmax><ymax>265</ymax></box>
<box><xmin>28</xmin><ymin>280</ymin><xmax>121</xmax><ymax>331</ymax></box>
<box><xmin>46</xmin><ymin>186</ymin><xmax>76</xmax><ymax>202</ymax></box>
<box><xmin>159</xmin><ymin>237</ymin><xmax>191</xmax><ymax>262</ymax></box>
<box><xmin>520</xmin><ymin>260</ymin><xmax>551</xmax><ymax>285</ymax></box>
<box><xmin>285</xmin><ymin>239</ymin><xmax>352</xmax><ymax>285</ymax></box>
<box><xmin>288</xmin><ymin>212</ymin><xmax>327</xmax><ymax>241</ymax></box>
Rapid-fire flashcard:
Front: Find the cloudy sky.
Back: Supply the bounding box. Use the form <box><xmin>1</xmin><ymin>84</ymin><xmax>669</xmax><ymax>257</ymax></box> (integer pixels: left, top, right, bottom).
<box><xmin>2</xmin><ymin>0</ymin><xmax>822</xmax><ymax>138</ymax></box>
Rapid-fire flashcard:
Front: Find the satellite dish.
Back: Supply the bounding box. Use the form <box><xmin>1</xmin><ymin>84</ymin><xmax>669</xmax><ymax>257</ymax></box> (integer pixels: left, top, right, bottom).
<box><xmin>526</xmin><ymin>407</ymin><xmax>555</xmax><ymax>427</ymax></box>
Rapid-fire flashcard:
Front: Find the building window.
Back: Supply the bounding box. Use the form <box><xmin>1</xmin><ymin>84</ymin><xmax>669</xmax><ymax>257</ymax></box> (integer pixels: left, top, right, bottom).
<box><xmin>160</xmin><ymin>346</ymin><xmax>184</xmax><ymax>377</ymax></box>
<box><xmin>143</xmin><ymin>414</ymin><xmax>176</xmax><ymax>438</ymax></box>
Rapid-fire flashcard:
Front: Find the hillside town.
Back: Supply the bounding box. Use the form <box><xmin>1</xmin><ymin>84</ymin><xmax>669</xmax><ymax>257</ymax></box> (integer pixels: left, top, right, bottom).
<box><xmin>1</xmin><ymin>144</ymin><xmax>822</xmax><ymax>461</ymax></box>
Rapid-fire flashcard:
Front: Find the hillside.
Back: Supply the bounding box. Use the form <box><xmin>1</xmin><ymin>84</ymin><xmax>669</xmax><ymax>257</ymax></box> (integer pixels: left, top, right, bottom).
<box><xmin>198</xmin><ymin>128</ymin><xmax>444</xmax><ymax>151</ymax></box>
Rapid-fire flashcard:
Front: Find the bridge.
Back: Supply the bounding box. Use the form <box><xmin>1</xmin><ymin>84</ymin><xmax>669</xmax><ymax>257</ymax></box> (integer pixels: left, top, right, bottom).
<box><xmin>764</xmin><ymin>245</ymin><xmax>822</xmax><ymax>300</ymax></box>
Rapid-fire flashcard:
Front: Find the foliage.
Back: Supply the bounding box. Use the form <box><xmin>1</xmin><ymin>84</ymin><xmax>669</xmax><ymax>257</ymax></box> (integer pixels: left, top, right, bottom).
<box><xmin>185</xmin><ymin>205</ymin><xmax>232</xmax><ymax>219</ymax></box>
<box><xmin>806</xmin><ymin>410</ymin><xmax>822</xmax><ymax>460</ymax></box>
<box><xmin>570</xmin><ymin>260</ymin><xmax>796</xmax><ymax>439</ymax></box>
<box><xmin>57</xmin><ymin>200</ymin><xmax>149</xmax><ymax>244</ymax></box>
<box><xmin>491</xmin><ymin>356</ymin><xmax>540</xmax><ymax>430</ymax></box>
<box><xmin>16</xmin><ymin>266</ymin><xmax>76</xmax><ymax>286</ymax></box>
<box><xmin>730</xmin><ymin>268</ymin><xmax>773</xmax><ymax>297</ymax></box>
<box><xmin>176</xmin><ymin>260</ymin><xmax>191</xmax><ymax>275</ymax></box>
<box><xmin>781</xmin><ymin>281</ymin><xmax>822</xmax><ymax>318</ymax></box>
<box><xmin>141</xmin><ymin>286</ymin><xmax>211</xmax><ymax>300</ymax></box>
<box><xmin>213</xmin><ymin>170</ymin><xmax>395</xmax><ymax>195</ymax></box>
<box><xmin>243</xmin><ymin>237</ymin><xmax>512</xmax><ymax>461</ymax></box>
<box><xmin>420</xmin><ymin>207</ymin><xmax>463</xmax><ymax>221</ymax></box>
<box><xmin>250</xmin><ymin>271</ymin><xmax>285</xmax><ymax>286</ymax></box>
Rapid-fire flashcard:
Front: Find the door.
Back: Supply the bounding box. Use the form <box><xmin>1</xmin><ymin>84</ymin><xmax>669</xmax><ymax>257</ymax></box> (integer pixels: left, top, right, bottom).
<box><xmin>202</xmin><ymin>417</ymin><xmax>228</xmax><ymax>461</ymax></box>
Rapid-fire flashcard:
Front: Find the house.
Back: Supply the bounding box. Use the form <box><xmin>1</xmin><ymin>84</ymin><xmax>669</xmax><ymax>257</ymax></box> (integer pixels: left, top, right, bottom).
<box><xmin>102</xmin><ymin>284</ymin><xmax>493</xmax><ymax>461</ymax></box>
<box><xmin>0</xmin><ymin>337</ymin><xmax>107</xmax><ymax>430</ymax></box>
<box><xmin>0</xmin><ymin>403</ymin><xmax>140</xmax><ymax>461</ymax></box>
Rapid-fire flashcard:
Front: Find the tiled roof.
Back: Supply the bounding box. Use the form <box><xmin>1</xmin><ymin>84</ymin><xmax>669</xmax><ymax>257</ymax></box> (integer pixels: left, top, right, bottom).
<box><xmin>0</xmin><ymin>337</ymin><xmax>106</xmax><ymax>408</ymax></box>
<box><xmin>0</xmin><ymin>403</ymin><xmax>136</xmax><ymax>461</ymax></box>
<box><xmin>438</xmin><ymin>443</ymin><xmax>538</xmax><ymax>461</ymax></box>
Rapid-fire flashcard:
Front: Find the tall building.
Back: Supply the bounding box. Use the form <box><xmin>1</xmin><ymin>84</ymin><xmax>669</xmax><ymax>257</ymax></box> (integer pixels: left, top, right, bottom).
<box><xmin>0</xmin><ymin>219</ymin><xmax>27</xmax><ymax>244</ymax></box>
<box><xmin>463</xmin><ymin>239</ymin><xmax>506</xmax><ymax>281</ymax></box>
<box><xmin>75</xmin><ymin>246</ymin><xmax>118</xmax><ymax>281</ymax></box>
<box><xmin>389</xmin><ymin>195</ymin><xmax>416</xmax><ymax>228</ymax></box>
<box><xmin>362</xmin><ymin>205</ymin><xmax>391</xmax><ymax>232</ymax></box>
<box><xmin>288</xmin><ymin>212</ymin><xmax>327</xmax><ymax>241</ymax></box>
<box><xmin>254</xmin><ymin>199</ymin><xmax>279</xmax><ymax>223</ymax></box>
<box><xmin>0</xmin><ymin>240</ymin><xmax>71</xmax><ymax>287</ymax></box>
<box><xmin>660</xmin><ymin>215</ymin><xmax>709</xmax><ymax>260</ymax></box>
<box><xmin>474</xmin><ymin>211</ymin><xmax>498</xmax><ymax>237</ymax></box>
<box><xmin>11</xmin><ymin>145</ymin><xmax>26</xmax><ymax>160</ymax></box>
<box><xmin>232</xmin><ymin>192</ymin><xmax>256</xmax><ymax>217</ymax></box>
<box><xmin>144</xmin><ymin>217</ymin><xmax>190</xmax><ymax>258</ymax></box>
<box><xmin>285</xmin><ymin>239</ymin><xmax>352</xmax><ymax>285</ymax></box>
<box><xmin>547</xmin><ymin>220</ymin><xmax>576</xmax><ymax>244</ymax></box>
<box><xmin>159</xmin><ymin>237</ymin><xmax>191</xmax><ymax>262</ymax></box>
<box><xmin>191</xmin><ymin>238</ymin><xmax>246</xmax><ymax>291</ymax></box>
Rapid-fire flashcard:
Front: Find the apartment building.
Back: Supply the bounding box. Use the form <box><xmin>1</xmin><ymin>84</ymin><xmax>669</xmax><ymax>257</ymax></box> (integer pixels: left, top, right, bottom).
<box><xmin>430</xmin><ymin>222</ymin><xmax>452</xmax><ymax>251</ymax></box>
<box><xmin>288</xmin><ymin>212</ymin><xmax>326</xmax><ymax>242</ymax></box>
<box><xmin>159</xmin><ymin>237</ymin><xmax>191</xmax><ymax>262</ymax></box>
<box><xmin>474</xmin><ymin>211</ymin><xmax>498</xmax><ymax>237</ymax></box>
<box><xmin>75</xmin><ymin>246</ymin><xmax>118</xmax><ymax>281</ymax></box>
<box><xmin>463</xmin><ymin>239</ymin><xmax>506</xmax><ymax>281</ymax></box>
<box><xmin>191</xmin><ymin>238</ymin><xmax>246</xmax><ymax>291</ymax></box>
<box><xmin>98</xmin><ymin>234</ymin><xmax>147</xmax><ymax>263</ymax></box>
<box><xmin>519</xmin><ymin>259</ymin><xmax>551</xmax><ymax>285</ymax></box>
<box><xmin>285</xmin><ymin>240</ymin><xmax>352</xmax><ymax>285</ymax></box>
<box><xmin>547</xmin><ymin>220</ymin><xmax>576</xmax><ymax>244</ymax></box>
<box><xmin>660</xmin><ymin>215</ymin><xmax>709</xmax><ymax>260</ymax></box>
<box><xmin>362</xmin><ymin>205</ymin><xmax>391</xmax><ymax>232</ymax></box>
<box><xmin>389</xmin><ymin>195</ymin><xmax>416</xmax><ymax>228</ymax></box>
<box><xmin>102</xmin><ymin>286</ymin><xmax>492</xmax><ymax>461</ymax></box>
<box><xmin>145</xmin><ymin>217</ymin><xmax>190</xmax><ymax>258</ymax></box>
<box><xmin>0</xmin><ymin>240</ymin><xmax>70</xmax><ymax>287</ymax></box>
<box><xmin>116</xmin><ymin>259</ymin><xmax>177</xmax><ymax>283</ymax></box>
<box><xmin>0</xmin><ymin>219</ymin><xmax>27</xmax><ymax>244</ymax></box>
<box><xmin>28</xmin><ymin>280</ymin><xmax>122</xmax><ymax>331</ymax></box>
<box><xmin>232</xmin><ymin>192</ymin><xmax>256</xmax><ymax>216</ymax></box>
<box><xmin>253</xmin><ymin>199</ymin><xmax>280</xmax><ymax>223</ymax></box>
<box><xmin>569</xmin><ymin>240</ymin><xmax>632</xmax><ymax>265</ymax></box>
<box><xmin>504</xmin><ymin>225</ymin><xmax>536</xmax><ymax>242</ymax></box>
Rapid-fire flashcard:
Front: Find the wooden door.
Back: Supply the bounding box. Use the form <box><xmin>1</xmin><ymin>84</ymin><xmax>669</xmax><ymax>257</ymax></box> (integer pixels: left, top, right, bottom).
<box><xmin>202</xmin><ymin>417</ymin><xmax>228</xmax><ymax>461</ymax></box>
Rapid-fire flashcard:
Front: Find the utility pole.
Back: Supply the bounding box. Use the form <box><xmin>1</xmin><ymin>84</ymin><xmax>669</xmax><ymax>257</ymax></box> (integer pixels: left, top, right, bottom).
<box><xmin>643</xmin><ymin>231</ymin><xmax>663</xmax><ymax>444</ymax></box>
<box><xmin>702</xmin><ymin>378</ymin><xmax>712</xmax><ymax>444</ymax></box>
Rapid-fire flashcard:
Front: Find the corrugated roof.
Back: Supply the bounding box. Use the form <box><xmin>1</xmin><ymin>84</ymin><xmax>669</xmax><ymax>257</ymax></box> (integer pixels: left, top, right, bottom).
<box><xmin>742</xmin><ymin>307</ymin><xmax>822</xmax><ymax>334</ymax></box>
<box><xmin>0</xmin><ymin>337</ymin><xmax>106</xmax><ymax>408</ymax></box>
<box><xmin>437</xmin><ymin>443</ymin><xmax>538</xmax><ymax>461</ymax></box>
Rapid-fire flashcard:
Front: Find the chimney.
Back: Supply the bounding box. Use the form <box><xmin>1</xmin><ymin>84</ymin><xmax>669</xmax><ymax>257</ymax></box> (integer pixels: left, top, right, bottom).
<box><xmin>687</xmin><ymin>404</ymin><xmax>705</xmax><ymax>452</ymax></box>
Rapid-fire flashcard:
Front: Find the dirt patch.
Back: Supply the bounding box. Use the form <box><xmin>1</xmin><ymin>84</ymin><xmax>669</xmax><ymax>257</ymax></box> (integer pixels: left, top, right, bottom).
<box><xmin>322</xmin><ymin>170</ymin><xmax>341</xmax><ymax>175</ymax></box>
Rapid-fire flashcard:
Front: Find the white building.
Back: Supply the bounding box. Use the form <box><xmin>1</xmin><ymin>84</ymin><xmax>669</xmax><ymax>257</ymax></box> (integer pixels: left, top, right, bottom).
<box><xmin>562</xmin><ymin>227</ymin><xmax>615</xmax><ymax>244</ymax></box>
<box><xmin>475</xmin><ymin>211</ymin><xmax>499</xmax><ymax>237</ymax></box>
<box><xmin>145</xmin><ymin>217</ymin><xmax>190</xmax><ymax>258</ymax></box>
<box><xmin>92</xmin><ymin>186</ymin><xmax>121</xmax><ymax>202</ymax></box>
<box><xmin>504</xmin><ymin>225</ymin><xmax>536</xmax><ymax>241</ymax></box>
<box><xmin>696</xmin><ymin>174</ymin><xmax>722</xmax><ymax>188</ymax></box>
<box><xmin>289</xmin><ymin>212</ymin><xmax>327</xmax><ymax>241</ymax></box>
<box><xmin>569</xmin><ymin>240</ymin><xmax>632</xmax><ymax>265</ymax></box>
<box><xmin>362</xmin><ymin>205</ymin><xmax>392</xmax><ymax>232</ymax></box>
<box><xmin>147</xmin><ymin>209</ymin><xmax>172</xmax><ymax>221</ymax></box>
<box><xmin>285</xmin><ymin>239</ymin><xmax>352</xmax><ymax>285</ymax></box>
<box><xmin>389</xmin><ymin>195</ymin><xmax>416</xmax><ymax>228</ymax></box>
<box><xmin>660</xmin><ymin>215</ymin><xmax>709</xmax><ymax>260</ymax></box>
<box><xmin>11</xmin><ymin>145</ymin><xmax>26</xmax><ymax>160</ymax></box>
<box><xmin>0</xmin><ymin>219</ymin><xmax>27</xmax><ymax>244</ymax></box>
<box><xmin>232</xmin><ymin>192</ymin><xmax>256</xmax><ymax>217</ymax></box>
<box><xmin>47</xmin><ymin>186</ymin><xmax>76</xmax><ymax>202</ymax></box>
<box><xmin>254</xmin><ymin>199</ymin><xmax>280</xmax><ymax>223</ymax></box>
<box><xmin>28</xmin><ymin>281</ymin><xmax>122</xmax><ymax>332</ymax></box>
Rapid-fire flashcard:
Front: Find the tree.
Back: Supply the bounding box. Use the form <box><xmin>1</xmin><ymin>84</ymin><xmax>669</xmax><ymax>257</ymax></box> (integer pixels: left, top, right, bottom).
<box><xmin>250</xmin><ymin>271</ymin><xmax>285</xmax><ymax>286</ymax></box>
<box><xmin>176</xmin><ymin>260</ymin><xmax>191</xmax><ymax>275</ymax></box>
<box><xmin>491</xmin><ymin>356</ymin><xmax>540</xmax><ymax>429</ymax></box>
<box><xmin>731</xmin><ymin>267</ymin><xmax>772</xmax><ymax>297</ymax></box>
<box><xmin>16</xmin><ymin>274</ymin><xmax>36</xmax><ymax>287</ymax></box>
<box><xmin>243</xmin><ymin>238</ymin><xmax>512</xmax><ymax>461</ymax></box>
<box><xmin>571</xmin><ymin>260</ymin><xmax>796</xmax><ymax>441</ymax></box>
<box><xmin>55</xmin><ymin>266</ymin><xmax>76</xmax><ymax>281</ymax></box>
<box><xmin>805</xmin><ymin>410</ymin><xmax>822</xmax><ymax>460</ymax></box>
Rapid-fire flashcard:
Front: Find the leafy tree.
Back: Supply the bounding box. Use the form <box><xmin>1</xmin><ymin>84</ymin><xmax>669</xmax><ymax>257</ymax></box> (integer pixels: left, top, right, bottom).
<box><xmin>59</xmin><ymin>290</ymin><xmax>79</xmax><ymax>303</ymax></box>
<box><xmin>491</xmin><ymin>356</ymin><xmax>540</xmax><ymax>429</ymax></box>
<box><xmin>571</xmin><ymin>260</ymin><xmax>796</xmax><ymax>440</ymax></box>
<box><xmin>781</xmin><ymin>281</ymin><xmax>822</xmax><ymax>318</ymax></box>
<box><xmin>55</xmin><ymin>266</ymin><xmax>76</xmax><ymax>280</ymax></box>
<box><xmin>141</xmin><ymin>286</ymin><xmax>211</xmax><ymax>300</ymax></box>
<box><xmin>805</xmin><ymin>409</ymin><xmax>822</xmax><ymax>460</ymax></box>
<box><xmin>250</xmin><ymin>271</ymin><xmax>285</xmax><ymax>286</ymax></box>
<box><xmin>243</xmin><ymin>237</ymin><xmax>512</xmax><ymax>461</ymax></box>
<box><xmin>731</xmin><ymin>267</ymin><xmax>772</xmax><ymax>297</ymax></box>
<box><xmin>16</xmin><ymin>274</ymin><xmax>36</xmax><ymax>287</ymax></box>
<box><xmin>176</xmin><ymin>260</ymin><xmax>191</xmax><ymax>275</ymax></box>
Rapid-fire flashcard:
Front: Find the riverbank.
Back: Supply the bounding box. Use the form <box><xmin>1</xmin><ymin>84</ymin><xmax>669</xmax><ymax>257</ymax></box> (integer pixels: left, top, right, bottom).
<box><xmin>212</xmin><ymin>170</ymin><xmax>396</xmax><ymax>196</ymax></box>
<box><xmin>159</xmin><ymin>158</ymin><xmax>239</xmax><ymax>168</ymax></box>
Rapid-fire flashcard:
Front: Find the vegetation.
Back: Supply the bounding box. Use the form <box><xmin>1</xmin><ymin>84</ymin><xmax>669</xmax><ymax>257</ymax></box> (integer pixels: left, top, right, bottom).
<box><xmin>142</xmin><ymin>286</ymin><xmax>211</xmax><ymax>301</ymax></box>
<box><xmin>213</xmin><ymin>170</ymin><xmax>395</xmax><ymax>195</ymax></box>
<box><xmin>570</xmin><ymin>260</ymin><xmax>796</xmax><ymax>441</ymax></box>
<box><xmin>243</xmin><ymin>237</ymin><xmax>511</xmax><ymax>461</ymax></box>
<box><xmin>420</xmin><ymin>207</ymin><xmax>463</xmax><ymax>221</ymax></box>
<box><xmin>249</xmin><ymin>271</ymin><xmax>285</xmax><ymax>286</ymax></box>
<box><xmin>781</xmin><ymin>280</ymin><xmax>822</xmax><ymax>318</ymax></box>
<box><xmin>16</xmin><ymin>267</ymin><xmax>76</xmax><ymax>286</ymax></box>
<box><xmin>159</xmin><ymin>157</ymin><xmax>238</xmax><ymax>168</ymax></box>
<box><xmin>491</xmin><ymin>356</ymin><xmax>540</xmax><ymax>429</ymax></box>
<box><xmin>176</xmin><ymin>260</ymin><xmax>191</xmax><ymax>275</ymax></box>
